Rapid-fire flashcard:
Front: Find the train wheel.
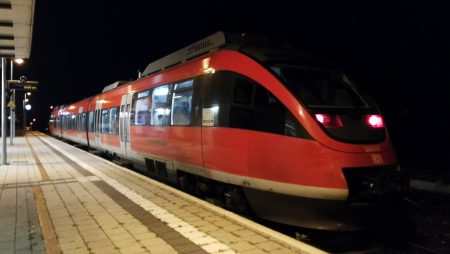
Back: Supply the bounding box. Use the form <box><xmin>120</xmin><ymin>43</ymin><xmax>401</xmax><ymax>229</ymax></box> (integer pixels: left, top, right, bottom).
<box><xmin>224</xmin><ymin>187</ymin><xmax>252</xmax><ymax>215</ymax></box>
<box><xmin>177</xmin><ymin>173</ymin><xmax>196</xmax><ymax>194</ymax></box>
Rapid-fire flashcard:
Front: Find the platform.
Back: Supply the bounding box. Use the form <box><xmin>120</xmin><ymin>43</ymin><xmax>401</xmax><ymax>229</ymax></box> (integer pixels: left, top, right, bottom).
<box><xmin>0</xmin><ymin>132</ymin><xmax>325</xmax><ymax>254</ymax></box>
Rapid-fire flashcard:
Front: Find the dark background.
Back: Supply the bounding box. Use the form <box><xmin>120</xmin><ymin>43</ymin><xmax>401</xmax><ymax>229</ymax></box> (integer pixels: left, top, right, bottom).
<box><xmin>17</xmin><ymin>0</ymin><xmax>450</xmax><ymax>170</ymax></box>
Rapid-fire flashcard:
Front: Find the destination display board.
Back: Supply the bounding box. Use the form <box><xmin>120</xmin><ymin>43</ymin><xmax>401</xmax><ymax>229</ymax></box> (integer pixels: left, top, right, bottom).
<box><xmin>7</xmin><ymin>80</ymin><xmax>39</xmax><ymax>91</ymax></box>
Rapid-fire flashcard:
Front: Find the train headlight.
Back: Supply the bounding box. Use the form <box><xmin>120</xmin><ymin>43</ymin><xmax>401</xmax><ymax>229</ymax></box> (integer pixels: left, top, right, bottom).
<box><xmin>366</xmin><ymin>114</ymin><xmax>384</xmax><ymax>128</ymax></box>
<box><xmin>315</xmin><ymin>114</ymin><xmax>343</xmax><ymax>127</ymax></box>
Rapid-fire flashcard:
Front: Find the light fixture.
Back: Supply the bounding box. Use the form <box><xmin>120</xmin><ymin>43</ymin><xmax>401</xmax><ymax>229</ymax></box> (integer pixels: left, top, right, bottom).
<box><xmin>315</xmin><ymin>114</ymin><xmax>343</xmax><ymax>127</ymax></box>
<box><xmin>366</xmin><ymin>115</ymin><xmax>384</xmax><ymax>128</ymax></box>
<box><xmin>14</xmin><ymin>58</ymin><xmax>24</xmax><ymax>64</ymax></box>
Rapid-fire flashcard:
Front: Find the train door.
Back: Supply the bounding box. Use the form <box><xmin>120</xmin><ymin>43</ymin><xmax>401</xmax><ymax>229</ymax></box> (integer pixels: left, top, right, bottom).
<box><xmin>119</xmin><ymin>93</ymin><xmax>132</xmax><ymax>158</ymax></box>
<box><xmin>77</xmin><ymin>107</ymin><xmax>83</xmax><ymax>142</ymax></box>
<box><xmin>93</xmin><ymin>101</ymin><xmax>102</xmax><ymax>149</ymax></box>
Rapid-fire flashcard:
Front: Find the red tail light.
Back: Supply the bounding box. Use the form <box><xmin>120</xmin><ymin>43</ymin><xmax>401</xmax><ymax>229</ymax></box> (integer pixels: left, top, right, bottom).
<box><xmin>366</xmin><ymin>114</ymin><xmax>384</xmax><ymax>128</ymax></box>
<box><xmin>315</xmin><ymin>114</ymin><xmax>343</xmax><ymax>127</ymax></box>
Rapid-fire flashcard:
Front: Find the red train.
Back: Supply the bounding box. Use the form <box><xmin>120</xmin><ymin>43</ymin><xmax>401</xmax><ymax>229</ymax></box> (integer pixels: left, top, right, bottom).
<box><xmin>49</xmin><ymin>32</ymin><xmax>407</xmax><ymax>231</ymax></box>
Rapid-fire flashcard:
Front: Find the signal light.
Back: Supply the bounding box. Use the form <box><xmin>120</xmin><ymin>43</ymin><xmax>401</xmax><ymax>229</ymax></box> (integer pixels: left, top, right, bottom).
<box><xmin>315</xmin><ymin>114</ymin><xmax>343</xmax><ymax>127</ymax></box>
<box><xmin>366</xmin><ymin>114</ymin><xmax>384</xmax><ymax>128</ymax></box>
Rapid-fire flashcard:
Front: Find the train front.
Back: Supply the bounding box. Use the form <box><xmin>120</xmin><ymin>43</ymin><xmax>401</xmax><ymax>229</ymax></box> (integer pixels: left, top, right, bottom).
<box><xmin>239</xmin><ymin>53</ymin><xmax>409</xmax><ymax>231</ymax></box>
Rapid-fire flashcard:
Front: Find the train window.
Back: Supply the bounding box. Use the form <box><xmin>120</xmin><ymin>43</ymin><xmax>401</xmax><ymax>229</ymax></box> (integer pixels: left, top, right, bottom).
<box><xmin>88</xmin><ymin>111</ymin><xmax>94</xmax><ymax>132</ymax></box>
<box><xmin>71</xmin><ymin>115</ymin><xmax>76</xmax><ymax>130</ymax></box>
<box><xmin>134</xmin><ymin>91</ymin><xmax>151</xmax><ymax>126</ymax></box>
<box><xmin>203</xmin><ymin>70</ymin><xmax>310</xmax><ymax>138</ymax></box>
<box><xmin>253</xmin><ymin>85</ymin><xmax>288</xmax><ymax>135</ymax></box>
<box><xmin>81</xmin><ymin>113</ymin><xmax>87</xmax><ymax>132</ymax></box>
<box><xmin>109</xmin><ymin>107</ymin><xmax>119</xmax><ymax>135</ymax></box>
<box><xmin>230</xmin><ymin>78</ymin><xmax>255</xmax><ymax>129</ymax></box>
<box><xmin>66</xmin><ymin>115</ymin><xmax>70</xmax><ymax>129</ymax></box>
<box><xmin>171</xmin><ymin>80</ymin><xmax>193</xmax><ymax>126</ymax></box>
<box><xmin>233</xmin><ymin>78</ymin><xmax>253</xmax><ymax>105</ymax></box>
<box><xmin>174</xmin><ymin>80</ymin><xmax>193</xmax><ymax>90</ymax></box>
<box><xmin>272</xmin><ymin>65</ymin><xmax>370</xmax><ymax>109</ymax></box>
<box><xmin>101</xmin><ymin>109</ymin><xmax>110</xmax><ymax>134</ymax></box>
<box><xmin>151</xmin><ymin>85</ymin><xmax>171</xmax><ymax>126</ymax></box>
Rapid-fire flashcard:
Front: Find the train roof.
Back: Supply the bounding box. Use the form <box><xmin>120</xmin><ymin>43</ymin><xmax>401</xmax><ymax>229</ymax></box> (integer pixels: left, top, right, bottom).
<box><xmin>141</xmin><ymin>31</ymin><xmax>336</xmax><ymax>77</ymax></box>
<box><xmin>102</xmin><ymin>80</ymin><xmax>130</xmax><ymax>93</ymax></box>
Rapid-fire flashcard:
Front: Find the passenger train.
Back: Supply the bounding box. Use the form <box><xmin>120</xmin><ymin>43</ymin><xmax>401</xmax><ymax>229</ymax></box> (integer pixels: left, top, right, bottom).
<box><xmin>49</xmin><ymin>32</ymin><xmax>407</xmax><ymax>231</ymax></box>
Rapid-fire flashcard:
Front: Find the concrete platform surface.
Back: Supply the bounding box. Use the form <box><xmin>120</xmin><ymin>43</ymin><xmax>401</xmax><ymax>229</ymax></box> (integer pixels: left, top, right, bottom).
<box><xmin>0</xmin><ymin>132</ymin><xmax>326</xmax><ymax>254</ymax></box>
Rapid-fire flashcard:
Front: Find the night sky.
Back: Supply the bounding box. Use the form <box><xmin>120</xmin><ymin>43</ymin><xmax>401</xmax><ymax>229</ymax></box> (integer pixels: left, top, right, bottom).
<box><xmin>18</xmin><ymin>0</ymin><xmax>450</xmax><ymax>170</ymax></box>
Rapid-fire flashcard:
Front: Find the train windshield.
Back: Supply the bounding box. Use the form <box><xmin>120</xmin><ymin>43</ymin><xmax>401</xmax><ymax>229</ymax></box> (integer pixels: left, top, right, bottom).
<box><xmin>271</xmin><ymin>65</ymin><xmax>372</xmax><ymax>109</ymax></box>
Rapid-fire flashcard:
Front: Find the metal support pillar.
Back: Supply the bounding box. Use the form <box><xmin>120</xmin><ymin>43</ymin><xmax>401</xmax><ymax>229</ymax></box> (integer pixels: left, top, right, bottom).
<box><xmin>1</xmin><ymin>57</ymin><xmax>7</xmax><ymax>165</ymax></box>
<box><xmin>23</xmin><ymin>94</ymin><xmax>26</xmax><ymax>132</ymax></box>
<box><xmin>10</xmin><ymin>90</ymin><xmax>15</xmax><ymax>145</ymax></box>
<box><xmin>10</xmin><ymin>59</ymin><xmax>15</xmax><ymax>145</ymax></box>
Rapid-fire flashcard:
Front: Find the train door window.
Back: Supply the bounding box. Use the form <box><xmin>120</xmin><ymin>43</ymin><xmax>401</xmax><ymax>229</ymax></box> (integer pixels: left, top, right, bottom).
<box><xmin>101</xmin><ymin>109</ymin><xmax>110</xmax><ymax>134</ymax></box>
<box><xmin>151</xmin><ymin>85</ymin><xmax>171</xmax><ymax>126</ymax></box>
<box><xmin>77</xmin><ymin>114</ymin><xmax>81</xmax><ymax>131</ymax></box>
<box><xmin>109</xmin><ymin>107</ymin><xmax>119</xmax><ymax>135</ymax></box>
<box><xmin>134</xmin><ymin>90</ymin><xmax>151</xmax><ymax>126</ymax></box>
<box><xmin>88</xmin><ymin>111</ymin><xmax>94</xmax><ymax>132</ymax></box>
<box><xmin>120</xmin><ymin>105</ymin><xmax>125</xmax><ymax>141</ymax></box>
<box><xmin>201</xmin><ymin>71</ymin><xmax>235</xmax><ymax>127</ymax></box>
<box><xmin>81</xmin><ymin>113</ymin><xmax>87</xmax><ymax>131</ymax></box>
<box><xmin>171</xmin><ymin>79</ymin><xmax>193</xmax><ymax>126</ymax></box>
<box><xmin>125</xmin><ymin>104</ymin><xmax>131</xmax><ymax>142</ymax></box>
<box><xmin>130</xmin><ymin>95</ymin><xmax>136</xmax><ymax>126</ymax></box>
<box><xmin>94</xmin><ymin>110</ymin><xmax>100</xmax><ymax>133</ymax></box>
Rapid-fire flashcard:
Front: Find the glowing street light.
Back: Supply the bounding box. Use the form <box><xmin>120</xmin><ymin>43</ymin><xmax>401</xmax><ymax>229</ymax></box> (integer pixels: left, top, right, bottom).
<box><xmin>14</xmin><ymin>58</ymin><xmax>24</xmax><ymax>65</ymax></box>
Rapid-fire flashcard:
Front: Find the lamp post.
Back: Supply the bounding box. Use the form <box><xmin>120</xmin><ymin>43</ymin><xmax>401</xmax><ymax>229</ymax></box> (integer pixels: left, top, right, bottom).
<box><xmin>23</xmin><ymin>92</ymin><xmax>31</xmax><ymax>132</ymax></box>
<box><xmin>9</xmin><ymin>58</ymin><xmax>23</xmax><ymax>144</ymax></box>
<box><xmin>1</xmin><ymin>57</ymin><xmax>6</xmax><ymax>164</ymax></box>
